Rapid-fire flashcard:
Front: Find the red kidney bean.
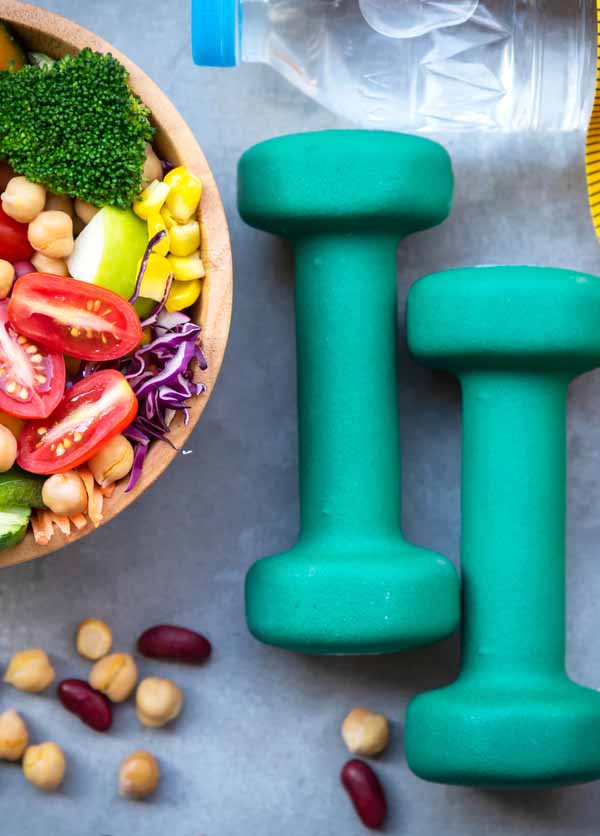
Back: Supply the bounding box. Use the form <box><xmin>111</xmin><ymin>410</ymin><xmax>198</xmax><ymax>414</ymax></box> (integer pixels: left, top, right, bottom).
<box><xmin>341</xmin><ymin>759</ymin><xmax>387</xmax><ymax>830</ymax></box>
<box><xmin>136</xmin><ymin>625</ymin><xmax>212</xmax><ymax>664</ymax></box>
<box><xmin>58</xmin><ymin>679</ymin><xmax>113</xmax><ymax>732</ymax></box>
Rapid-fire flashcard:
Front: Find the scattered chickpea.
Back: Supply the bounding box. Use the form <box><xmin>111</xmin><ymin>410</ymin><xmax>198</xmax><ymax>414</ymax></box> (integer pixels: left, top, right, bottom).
<box><xmin>119</xmin><ymin>750</ymin><xmax>160</xmax><ymax>800</ymax></box>
<box><xmin>87</xmin><ymin>435</ymin><xmax>134</xmax><ymax>488</ymax></box>
<box><xmin>28</xmin><ymin>210</ymin><xmax>74</xmax><ymax>259</ymax></box>
<box><xmin>341</xmin><ymin>707</ymin><xmax>390</xmax><ymax>758</ymax></box>
<box><xmin>142</xmin><ymin>143</ymin><xmax>163</xmax><ymax>187</ymax></box>
<box><xmin>1</xmin><ymin>176</ymin><xmax>46</xmax><ymax>223</ymax></box>
<box><xmin>31</xmin><ymin>251</ymin><xmax>69</xmax><ymax>277</ymax></box>
<box><xmin>0</xmin><ymin>259</ymin><xmax>15</xmax><ymax>299</ymax></box>
<box><xmin>89</xmin><ymin>653</ymin><xmax>138</xmax><ymax>703</ymax></box>
<box><xmin>76</xmin><ymin>618</ymin><xmax>113</xmax><ymax>661</ymax></box>
<box><xmin>45</xmin><ymin>193</ymin><xmax>74</xmax><ymax>218</ymax></box>
<box><xmin>23</xmin><ymin>742</ymin><xmax>66</xmax><ymax>791</ymax></box>
<box><xmin>42</xmin><ymin>472</ymin><xmax>87</xmax><ymax>516</ymax></box>
<box><xmin>0</xmin><ymin>425</ymin><xmax>17</xmax><ymax>473</ymax></box>
<box><xmin>136</xmin><ymin>677</ymin><xmax>183</xmax><ymax>728</ymax></box>
<box><xmin>4</xmin><ymin>648</ymin><xmax>55</xmax><ymax>693</ymax></box>
<box><xmin>74</xmin><ymin>199</ymin><xmax>99</xmax><ymax>226</ymax></box>
<box><xmin>0</xmin><ymin>709</ymin><xmax>28</xmax><ymax>761</ymax></box>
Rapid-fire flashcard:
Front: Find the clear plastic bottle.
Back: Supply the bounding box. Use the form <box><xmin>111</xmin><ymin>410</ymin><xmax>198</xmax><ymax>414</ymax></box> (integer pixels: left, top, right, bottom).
<box><xmin>191</xmin><ymin>0</ymin><xmax>596</xmax><ymax>132</ymax></box>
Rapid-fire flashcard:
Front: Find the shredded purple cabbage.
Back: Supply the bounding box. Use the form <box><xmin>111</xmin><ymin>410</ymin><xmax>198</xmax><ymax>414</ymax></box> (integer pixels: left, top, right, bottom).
<box><xmin>129</xmin><ymin>231</ymin><xmax>167</xmax><ymax>305</ymax></box>
<box><xmin>120</xmin><ymin>309</ymin><xmax>207</xmax><ymax>491</ymax></box>
<box><xmin>161</xmin><ymin>159</ymin><xmax>176</xmax><ymax>177</ymax></box>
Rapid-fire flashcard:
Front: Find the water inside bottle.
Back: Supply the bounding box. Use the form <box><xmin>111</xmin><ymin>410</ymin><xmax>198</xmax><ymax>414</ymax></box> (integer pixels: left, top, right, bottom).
<box><xmin>244</xmin><ymin>0</ymin><xmax>593</xmax><ymax>131</ymax></box>
<box><xmin>358</xmin><ymin>0</ymin><xmax>479</xmax><ymax>39</ymax></box>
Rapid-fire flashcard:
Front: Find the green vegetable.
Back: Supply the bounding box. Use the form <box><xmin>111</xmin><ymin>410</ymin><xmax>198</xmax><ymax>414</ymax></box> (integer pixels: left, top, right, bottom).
<box><xmin>28</xmin><ymin>52</ymin><xmax>55</xmax><ymax>70</ymax></box>
<box><xmin>0</xmin><ymin>48</ymin><xmax>154</xmax><ymax>209</ymax></box>
<box><xmin>0</xmin><ymin>467</ymin><xmax>46</xmax><ymax>510</ymax></box>
<box><xmin>0</xmin><ymin>506</ymin><xmax>31</xmax><ymax>551</ymax></box>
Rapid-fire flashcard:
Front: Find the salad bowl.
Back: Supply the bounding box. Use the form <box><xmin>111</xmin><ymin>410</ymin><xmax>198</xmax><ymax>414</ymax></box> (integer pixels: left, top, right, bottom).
<box><xmin>0</xmin><ymin>0</ymin><xmax>233</xmax><ymax>568</ymax></box>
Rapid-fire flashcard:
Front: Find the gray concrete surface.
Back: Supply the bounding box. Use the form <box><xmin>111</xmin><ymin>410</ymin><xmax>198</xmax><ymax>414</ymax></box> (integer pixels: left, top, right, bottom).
<box><xmin>0</xmin><ymin>1</ymin><xmax>599</xmax><ymax>833</ymax></box>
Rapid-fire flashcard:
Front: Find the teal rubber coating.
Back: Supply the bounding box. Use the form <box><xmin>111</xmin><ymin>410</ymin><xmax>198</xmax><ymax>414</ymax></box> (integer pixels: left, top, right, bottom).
<box><xmin>238</xmin><ymin>131</ymin><xmax>460</xmax><ymax>654</ymax></box>
<box><xmin>405</xmin><ymin>265</ymin><xmax>600</xmax><ymax>788</ymax></box>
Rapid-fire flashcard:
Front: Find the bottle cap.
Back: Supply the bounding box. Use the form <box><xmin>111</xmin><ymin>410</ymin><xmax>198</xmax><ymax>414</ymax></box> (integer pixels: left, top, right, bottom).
<box><xmin>191</xmin><ymin>0</ymin><xmax>240</xmax><ymax>67</ymax></box>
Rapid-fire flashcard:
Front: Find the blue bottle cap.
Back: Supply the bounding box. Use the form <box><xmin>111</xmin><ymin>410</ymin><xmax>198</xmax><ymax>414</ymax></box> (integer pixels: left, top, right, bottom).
<box><xmin>191</xmin><ymin>0</ymin><xmax>241</xmax><ymax>67</ymax></box>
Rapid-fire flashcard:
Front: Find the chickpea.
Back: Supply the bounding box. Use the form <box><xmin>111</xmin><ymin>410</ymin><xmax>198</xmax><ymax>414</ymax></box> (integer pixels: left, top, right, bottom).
<box><xmin>23</xmin><ymin>742</ymin><xmax>66</xmax><ymax>791</ymax></box>
<box><xmin>136</xmin><ymin>677</ymin><xmax>182</xmax><ymax>728</ymax></box>
<box><xmin>0</xmin><ymin>259</ymin><xmax>15</xmax><ymax>299</ymax></box>
<box><xmin>341</xmin><ymin>707</ymin><xmax>390</xmax><ymax>757</ymax></box>
<box><xmin>119</xmin><ymin>750</ymin><xmax>160</xmax><ymax>799</ymax></box>
<box><xmin>74</xmin><ymin>199</ymin><xmax>99</xmax><ymax>226</ymax></box>
<box><xmin>28</xmin><ymin>210</ymin><xmax>74</xmax><ymax>259</ymax></box>
<box><xmin>0</xmin><ymin>709</ymin><xmax>28</xmax><ymax>761</ymax></box>
<box><xmin>142</xmin><ymin>143</ymin><xmax>163</xmax><ymax>187</ymax></box>
<box><xmin>88</xmin><ymin>435</ymin><xmax>134</xmax><ymax>487</ymax></box>
<box><xmin>1</xmin><ymin>176</ymin><xmax>46</xmax><ymax>223</ymax></box>
<box><xmin>76</xmin><ymin>618</ymin><xmax>113</xmax><ymax>661</ymax></box>
<box><xmin>0</xmin><ymin>425</ymin><xmax>17</xmax><ymax>473</ymax></box>
<box><xmin>42</xmin><ymin>472</ymin><xmax>87</xmax><ymax>516</ymax></box>
<box><xmin>4</xmin><ymin>648</ymin><xmax>55</xmax><ymax>693</ymax></box>
<box><xmin>31</xmin><ymin>251</ymin><xmax>69</xmax><ymax>277</ymax></box>
<box><xmin>89</xmin><ymin>653</ymin><xmax>138</xmax><ymax>703</ymax></box>
<box><xmin>45</xmin><ymin>193</ymin><xmax>74</xmax><ymax>218</ymax></box>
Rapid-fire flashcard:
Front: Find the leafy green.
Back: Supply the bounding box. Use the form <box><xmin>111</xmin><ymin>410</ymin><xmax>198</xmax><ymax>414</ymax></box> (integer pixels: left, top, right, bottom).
<box><xmin>0</xmin><ymin>48</ymin><xmax>154</xmax><ymax>208</ymax></box>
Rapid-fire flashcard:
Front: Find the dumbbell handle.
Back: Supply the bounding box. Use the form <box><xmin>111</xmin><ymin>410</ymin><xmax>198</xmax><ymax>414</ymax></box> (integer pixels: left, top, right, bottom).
<box><xmin>294</xmin><ymin>233</ymin><xmax>403</xmax><ymax>542</ymax></box>
<box><xmin>461</xmin><ymin>371</ymin><xmax>567</xmax><ymax>677</ymax></box>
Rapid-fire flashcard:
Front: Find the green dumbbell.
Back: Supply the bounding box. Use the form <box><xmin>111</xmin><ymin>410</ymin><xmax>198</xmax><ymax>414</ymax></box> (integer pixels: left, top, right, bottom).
<box><xmin>405</xmin><ymin>265</ymin><xmax>600</xmax><ymax>788</ymax></box>
<box><xmin>238</xmin><ymin>131</ymin><xmax>460</xmax><ymax>654</ymax></box>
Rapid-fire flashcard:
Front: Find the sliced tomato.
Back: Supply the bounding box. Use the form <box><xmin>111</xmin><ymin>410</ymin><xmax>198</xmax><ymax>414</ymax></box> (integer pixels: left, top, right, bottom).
<box><xmin>0</xmin><ymin>302</ymin><xmax>65</xmax><ymax>419</ymax></box>
<box><xmin>0</xmin><ymin>205</ymin><xmax>33</xmax><ymax>262</ymax></box>
<box><xmin>18</xmin><ymin>370</ymin><xmax>138</xmax><ymax>475</ymax></box>
<box><xmin>8</xmin><ymin>273</ymin><xmax>143</xmax><ymax>362</ymax></box>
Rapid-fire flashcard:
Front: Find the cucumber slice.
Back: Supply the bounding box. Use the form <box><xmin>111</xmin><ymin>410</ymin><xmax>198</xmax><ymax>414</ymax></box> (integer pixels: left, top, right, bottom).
<box><xmin>0</xmin><ymin>467</ymin><xmax>46</xmax><ymax>510</ymax></box>
<box><xmin>0</xmin><ymin>506</ymin><xmax>31</xmax><ymax>551</ymax></box>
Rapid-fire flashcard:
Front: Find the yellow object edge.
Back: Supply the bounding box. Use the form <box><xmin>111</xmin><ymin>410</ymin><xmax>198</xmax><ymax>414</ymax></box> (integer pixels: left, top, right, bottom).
<box><xmin>586</xmin><ymin>2</ymin><xmax>600</xmax><ymax>231</ymax></box>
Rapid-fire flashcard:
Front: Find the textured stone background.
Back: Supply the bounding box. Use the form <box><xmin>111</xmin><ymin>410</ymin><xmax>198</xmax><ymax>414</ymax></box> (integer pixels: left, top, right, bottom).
<box><xmin>1</xmin><ymin>2</ymin><xmax>599</xmax><ymax>834</ymax></box>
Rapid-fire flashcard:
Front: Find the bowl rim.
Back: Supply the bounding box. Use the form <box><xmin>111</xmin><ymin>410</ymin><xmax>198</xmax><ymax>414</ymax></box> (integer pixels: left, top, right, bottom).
<box><xmin>0</xmin><ymin>0</ymin><xmax>233</xmax><ymax>568</ymax></box>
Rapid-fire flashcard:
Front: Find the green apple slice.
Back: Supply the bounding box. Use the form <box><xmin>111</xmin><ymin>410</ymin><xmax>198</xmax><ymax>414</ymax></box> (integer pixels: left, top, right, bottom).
<box><xmin>67</xmin><ymin>207</ymin><xmax>154</xmax><ymax>317</ymax></box>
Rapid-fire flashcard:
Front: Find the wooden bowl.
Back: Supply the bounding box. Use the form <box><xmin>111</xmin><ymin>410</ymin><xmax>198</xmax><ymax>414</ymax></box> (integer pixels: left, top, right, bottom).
<box><xmin>0</xmin><ymin>1</ymin><xmax>233</xmax><ymax>568</ymax></box>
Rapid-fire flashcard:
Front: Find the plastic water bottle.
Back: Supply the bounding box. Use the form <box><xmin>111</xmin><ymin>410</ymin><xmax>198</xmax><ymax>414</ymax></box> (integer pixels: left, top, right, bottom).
<box><xmin>191</xmin><ymin>0</ymin><xmax>596</xmax><ymax>132</ymax></box>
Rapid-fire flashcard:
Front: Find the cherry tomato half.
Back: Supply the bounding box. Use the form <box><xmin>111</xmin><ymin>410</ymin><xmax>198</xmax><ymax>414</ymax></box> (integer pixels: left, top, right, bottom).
<box><xmin>0</xmin><ymin>302</ymin><xmax>65</xmax><ymax>419</ymax></box>
<box><xmin>8</xmin><ymin>273</ymin><xmax>143</xmax><ymax>362</ymax></box>
<box><xmin>18</xmin><ymin>370</ymin><xmax>138</xmax><ymax>475</ymax></box>
<box><xmin>0</xmin><ymin>205</ymin><xmax>33</xmax><ymax>263</ymax></box>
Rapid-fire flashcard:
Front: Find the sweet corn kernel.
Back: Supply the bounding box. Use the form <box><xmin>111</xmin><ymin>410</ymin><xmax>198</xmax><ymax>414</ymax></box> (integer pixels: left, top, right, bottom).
<box><xmin>169</xmin><ymin>221</ymin><xmax>201</xmax><ymax>258</ymax></box>
<box><xmin>167</xmin><ymin>251</ymin><xmax>205</xmax><ymax>282</ymax></box>
<box><xmin>164</xmin><ymin>166</ymin><xmax>202</xmax><ymax>222</ymax></box>
<box><xmin>165</xmin><ymin>279</ymin><xmax>202</xmax><ymax>312</ymax></box>
<box><xmin>147</xmin><ymin>213</ymin><xmax>170</xmax><ymax>256</ymax></box>
<box><xmin>137</xmin><ymin>253</ymin><xmax>172</xmax><ymax>302</ymax></box>
<box><xmin>133</xmin><ymin>180</ymin><xmax>171</xmax><ymax>221</ymax></box>
<box><xmin>160</xmin><ymin>205</ymin><xmax>178</xmax><ymax>229</ymax></box>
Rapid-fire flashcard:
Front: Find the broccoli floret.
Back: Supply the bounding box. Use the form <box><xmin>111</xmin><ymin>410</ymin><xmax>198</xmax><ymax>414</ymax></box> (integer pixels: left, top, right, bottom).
<box><xmin>0</xmin><ymin>48</ymin><xmax>155</xmax><ymax>209</ymax></box>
